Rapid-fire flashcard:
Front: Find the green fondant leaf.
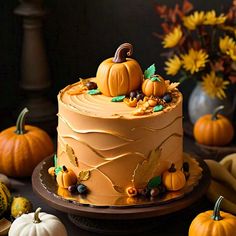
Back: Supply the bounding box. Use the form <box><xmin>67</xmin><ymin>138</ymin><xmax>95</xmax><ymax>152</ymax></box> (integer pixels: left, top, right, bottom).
<box><xmin>54</xmin><ymin>154</ymin><xmax>58</xmax><ymax>167</ymax></box>
<box><xmin>153</xmin><ymin>105</ymin><xmax>163</xmax><ymax>112</ymax></box>
<box><xmin>87</xmin><ymin>89</ymin><xmax>101</xmax><ymax>95</ymax></box>
<box><xmin>55</xmin><ymin>166</ymin><xmax>63</xmax><ymax>176</ymax></box>
<box><xmin>111</xmin><ymin>95</ymin><xmax>126</xmax><ymax>102</ymax></box>
<box><xmin>147</xmin><ymin>176</ymin><xmax>162</xmax><ymax>189</ymax></box>
<box><xmin>150</xmin><ymin>76</ymin><xmax>161</xmax><ymax>82</ymax></box>
<box><xmin>144</xmin><ymin>64</ymin><xmax>156</xmax><ymax>79</ymax></box>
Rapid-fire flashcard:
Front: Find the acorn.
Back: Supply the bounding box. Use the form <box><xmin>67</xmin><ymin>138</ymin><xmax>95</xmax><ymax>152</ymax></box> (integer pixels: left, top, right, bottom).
<box><xmin>129</xmin><ymin>91</ymin><xmax>137</xmax><ymax>99</ymax></box>
<box><xmin>136</xmin><ymin>93</ymin><xmax>144</xmax><ymax>101</ymax></box>
<box><xmin>86</xmin><ymin>81</ymin><xmax>97</xmax><ymax>90</ymax></box>
<box><xmin>68</xmin><ymin>185</ymin><xmax>78</xmax><ymax>194</ymax></box>
<box><xmin>150</xmin><ymin>188</ymin><xmax>159</xmax><ymax>197</ymax></box>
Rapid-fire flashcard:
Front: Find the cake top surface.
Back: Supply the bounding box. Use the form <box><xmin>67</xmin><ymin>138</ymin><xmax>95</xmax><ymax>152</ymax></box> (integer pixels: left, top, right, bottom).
<box><xmin>59</xmin><ymin>78</ymin><xmax>182</xmax><ymax>119</ymax></box>
<box><xmin>59</xmin><ymin>42</ymin><xmax>182</xmax><ymax>119</ymax></box>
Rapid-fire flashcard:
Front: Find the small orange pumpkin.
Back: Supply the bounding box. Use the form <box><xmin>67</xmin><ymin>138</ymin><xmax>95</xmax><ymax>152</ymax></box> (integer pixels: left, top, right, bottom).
<box><xmin>189</xmin><ymin>196</ymin><xmax>236</xmax><ymax>236</ymax></box>
<box><xmin>96</xmin><ymin>43</ymin><xmax>143</xmax><ymax>97</ymax></box>
<box><xmin>56</xmin><ymin>166</ymin><xmax>77</xmax><ymax>188</ymax></box>
<box><xmin>193</xmin><ymin>105</ymin><xmax>234</xmax><ymax>146</ymax></box>
<box><xmin>0</xmin><ymin>108</ymin><xmax>54</xmax><ymax>177</ymax></box>
<box><xmin>142</xmin><ymin>75</ymin><xmax>166</xmax><ymax>97</ymax></box>
<box><xmin>162</xmin><ymin>163</ymin><xmax>186</xmax><ymax>191</ymax></box>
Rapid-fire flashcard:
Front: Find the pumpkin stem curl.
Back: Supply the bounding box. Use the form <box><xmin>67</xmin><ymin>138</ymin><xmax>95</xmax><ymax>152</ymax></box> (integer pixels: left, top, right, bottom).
<box><xmin>33</xmin><ymin>207</ymin><xmax>42</xmax><ymax>224</ymax></box>
<box><xmin>113</xmin><ymin>43</ymin><xmax>133</xmax><ymax>63</ymax></box>
<box><xmin>211</xmin><ymin>195</ymin><xmax>224</xmax><ymax>221</ymax></box>
<box><xmin>211</xmin><ymin>105</ymin><xmax>224</xmax><ymax>121</ymax></box>
<box><xmin>168</xmin><ymin>163</ymin><xmax>176</xmax><ymax>173</ymax></box>
<box><xmin>15</xmin><ymin>107</ymin><xmax>29</xmax><ymax>135</ymax></box>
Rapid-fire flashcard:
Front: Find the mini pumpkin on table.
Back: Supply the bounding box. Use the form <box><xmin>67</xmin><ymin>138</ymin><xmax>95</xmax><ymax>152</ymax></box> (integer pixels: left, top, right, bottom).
<box><xmin>189</xmin><ymin>196</ymin><xmax>236</xmax><ymax>236</ymax></box>
<box><xmin>0</xmin><ymin>108</ymin><xmax>54</xmax><ymax>177</ymax></box>
<box><xmin>193</xmin><ymin>105</ymin><xmax>234</xmax><ymax>146</ymax></box>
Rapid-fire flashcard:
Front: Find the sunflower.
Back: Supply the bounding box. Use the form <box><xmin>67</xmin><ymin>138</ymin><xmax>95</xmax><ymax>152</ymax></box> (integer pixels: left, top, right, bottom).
<box><xmin>219</xmin><ymin>35</ymin><xmax>235</xmax><ymax>54</ymax></box>
<box><xmin>227</xmin><ymin>45</ymin><xmax>236</xmax><ymax>61</ymax></box>
<box><xmin>165</xmin><ymin>55</ymin><xmax>182</xmax><ymax>76</ymax></box>
<box><xmin>183</xmin><ymin>11</ymin><xmax>205</xmax><ymax>30</ymax></box>
<box><xmin>201</xmin><ymin>71</ymin><xmax>230</xmax><ymax>99</ymax></box>
<box><xmin>181</xmin><ymin>49</ymin><xmax>208</xmax><ymax>74</ymax></box>
<box><xmin>204</xmin><ymin>10</ymin><xmax>227</xmax><ymax>25</ymax></box>
<box><xmin>162</xmin><ymin>26</ymin><xmax>183</xmax><ymax>48</ymax></box>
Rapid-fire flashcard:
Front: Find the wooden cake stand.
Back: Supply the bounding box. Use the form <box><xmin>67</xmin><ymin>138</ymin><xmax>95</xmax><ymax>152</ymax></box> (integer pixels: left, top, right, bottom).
<box><xmin>32</xmin><ymin>155</ymin><xmax>210</xmax><ymax>235</ymax></box>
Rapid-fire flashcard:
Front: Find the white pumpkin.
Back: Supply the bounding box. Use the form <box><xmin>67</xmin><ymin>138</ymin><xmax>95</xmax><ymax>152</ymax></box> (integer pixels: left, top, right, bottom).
<box><xmin>9</xmin><ymin>207</ymin><xmax>68</xmax><ymax>236</ymax></box>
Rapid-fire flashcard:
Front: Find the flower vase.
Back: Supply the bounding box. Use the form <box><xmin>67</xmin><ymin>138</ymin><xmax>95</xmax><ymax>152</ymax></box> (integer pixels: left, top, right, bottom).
<box><xmin>188</xmin><ymin>82</ymin><xmax>234</xmax><ymax>124</ymax></box>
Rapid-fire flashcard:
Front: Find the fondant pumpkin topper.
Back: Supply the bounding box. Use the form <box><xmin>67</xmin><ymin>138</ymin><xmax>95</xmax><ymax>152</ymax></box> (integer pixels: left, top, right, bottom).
<box><xmin>96</xmin><ymin>43</ymin><xmax>143</xmax><ymax>97</ymax></box>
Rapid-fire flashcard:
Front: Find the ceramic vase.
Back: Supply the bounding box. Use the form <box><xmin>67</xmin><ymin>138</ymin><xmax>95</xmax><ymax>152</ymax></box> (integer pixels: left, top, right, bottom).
<box><xmin>188</xmin><ymin>82</ymin><xmax>234</xmax><ymax>124</ymax></box>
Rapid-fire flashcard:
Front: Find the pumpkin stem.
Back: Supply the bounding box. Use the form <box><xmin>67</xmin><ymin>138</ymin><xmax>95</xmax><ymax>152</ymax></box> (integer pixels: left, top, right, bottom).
<box><xmin>211</xmin><ymin>195</ymin><xmax>224</xmax><ymax>221</ymax></box>
<box><xmin>62</xmin><ymin>165</ymin><xmax>68</xmax><ymax>172</ymax></box>
<box><xmin>15</xmin><ymin>107</ymin><xmax>29</xmax><ymax>134</ymax></box>
<box><xmin>113</xmin><ymin>43</ymin><xmax>133</xmax><ymax>63</ymax></box>
<box><xmin>211</xmin><ymin>105</ymin><xmax>224</xmax><ymax>121</ymax></box>
<box><xmin>33</xmin><ymin>207</ymin><xmax>42</xmax><ymax>223</ymax></box>
<box><xmin>168</xmin><ymin>163</ymin><xmax>176</xmax><ymax>173</ymax></box>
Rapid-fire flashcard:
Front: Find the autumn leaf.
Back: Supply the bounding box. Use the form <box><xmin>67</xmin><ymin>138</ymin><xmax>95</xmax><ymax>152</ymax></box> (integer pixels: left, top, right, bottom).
<box><xmin>78</xmin><ymin>170</ymin><xmax>90</xmax><ymax>181</ymax></box>
<box><xmin>132</xmin><ymin>148</ymin><xmax>162</xmax><ymax>189</ymax></box>
<box><xmin>182</xmin><ymin>0</ymin><xmax>193</xmax><ymax>14</ymax></box>
<box><xmin>66</xmin><ymin>144</ymin><xmax>79</xmax><ymax>167</ymax></box>
<box><xmin>167</xmin><ymin>82</ymin><xmax>180</xmax><ymax>92</ymax></box>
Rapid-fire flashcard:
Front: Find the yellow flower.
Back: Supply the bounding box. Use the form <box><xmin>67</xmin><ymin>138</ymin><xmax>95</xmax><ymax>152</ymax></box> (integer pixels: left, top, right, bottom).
<box><xmin>165</xmin><ymin>55</ymin><xmax>182</xmax><ymax>76</ymax></box>
<box><xmin>219</xmin><ymin>35</ymin><xmax>235</xmax><ymax>54</ymax></box>
<box><xmin>162</xmin><ymin>26</ymin><xmax>183</xmax><ymax>48</ymax></box>
<box><xmin>202</xmin><ymin>71</ymin><xmax>229</xmax><ymax>100</ymax></box>
<box><xmin>181</xmin><ymin>49</ymin><xmax>208</xmax><ymax>74</ymax></box>
<box><xmin>183</xmin><ymin>11</ymin><xmax>205</xmax><ymax>30</ymax></box>
<box><xmin>204</xmin><ymin>10</ymin><xmax>227</xmax><ymax>25</ymax></box>
<box><xmin>227</xmin><ymin>45</ymin><xmax>236</xmax><ymax>61</ymax></box>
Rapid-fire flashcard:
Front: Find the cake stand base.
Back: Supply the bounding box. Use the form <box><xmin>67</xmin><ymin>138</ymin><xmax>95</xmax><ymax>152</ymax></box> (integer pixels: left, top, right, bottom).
<box><xmin>68</xmin><ymin>214</ymin><xmax>166</xmax><ymax>235</ymax></box>
<box><xmin>32</xmin><ymin>155</ymin><xmax>210</xmax><ymax>234</ymax></box>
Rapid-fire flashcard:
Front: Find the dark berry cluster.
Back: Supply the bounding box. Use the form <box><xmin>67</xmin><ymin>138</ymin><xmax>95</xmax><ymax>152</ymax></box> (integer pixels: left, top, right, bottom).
<box><xmin>68</xmin><ymin>183</ymin><xmax>88</xmax><ymax>195</ymax></box>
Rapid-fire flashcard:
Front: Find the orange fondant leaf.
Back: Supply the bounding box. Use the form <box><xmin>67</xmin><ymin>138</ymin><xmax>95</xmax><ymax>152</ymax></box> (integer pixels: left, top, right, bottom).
<box><xmin>66</xmin><ymin>144</ymin><xmax>79</xmax><ymax>167</ymax></box>
<box><xmin>78</xmin><ymin>170</ymin><xmax>90</xmax><ymax>181</ymax></box>
<box><xmin>167</xmin><ymin>82</ymin><xmax>180</xmax><ymax>92</ymax></box>
<box><xmin>132</xmin><ymin>148</ymin><xmax>161</xmax><ymax>189</ymax></box>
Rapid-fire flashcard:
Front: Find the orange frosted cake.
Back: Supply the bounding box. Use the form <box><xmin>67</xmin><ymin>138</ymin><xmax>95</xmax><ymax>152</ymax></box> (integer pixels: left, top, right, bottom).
<box><xmin>49</xmin><ymin>43</ymin><xmax>187</xmax><ymax>205</ymax></box>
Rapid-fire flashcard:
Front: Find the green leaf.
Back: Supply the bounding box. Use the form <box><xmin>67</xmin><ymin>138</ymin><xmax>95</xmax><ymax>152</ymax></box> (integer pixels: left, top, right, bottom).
<box><xmin>87</xmin><ymin>89</ymin><xmax>101</xmax><ymax>95</ymax></box>
<box><xmin>147</xmin><ymin>176</ymin><xmax>162</xmax><ymax>189</ymax></box>
<box><xmin>150</xmin><ymin>76</ymin><xmax>161</xmax><ymax>82</ymax></box>
<box><xmin>54</xmin><ymin>154</ymin><xmax>57</xmax><ymax>168</ymax></box>
<box><xmin>111</xmin><ymin>95</ymin><xmax>126</xmax><ymax>102</ymax></box>
<box><xmin>144</xmin><ymin>64</ymin><xmax>156</xmax><ymax>79</ymax></box>
<box><xmin>153</xmin><ymin>105</ymin><xmax>163</xmax><ymax>112</ymax></box>
<box><xmin>55</xmin><ymin>166</ymin><xmax>63</xmax><ymax>176</ymax></box>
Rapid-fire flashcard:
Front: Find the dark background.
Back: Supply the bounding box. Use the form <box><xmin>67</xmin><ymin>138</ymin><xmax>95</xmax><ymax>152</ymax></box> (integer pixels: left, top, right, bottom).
<box><xmin>0</xmin><ymin>0</ymin><xmax>232</xmax><ymax>121</ymax></box>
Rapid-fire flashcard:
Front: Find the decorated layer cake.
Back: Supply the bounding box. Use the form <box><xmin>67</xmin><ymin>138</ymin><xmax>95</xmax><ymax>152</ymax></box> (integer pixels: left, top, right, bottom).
<box><xmin>48</xmin><ymin>43</ymin><xmax>199</xmax><ymax>206</ymax></box>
